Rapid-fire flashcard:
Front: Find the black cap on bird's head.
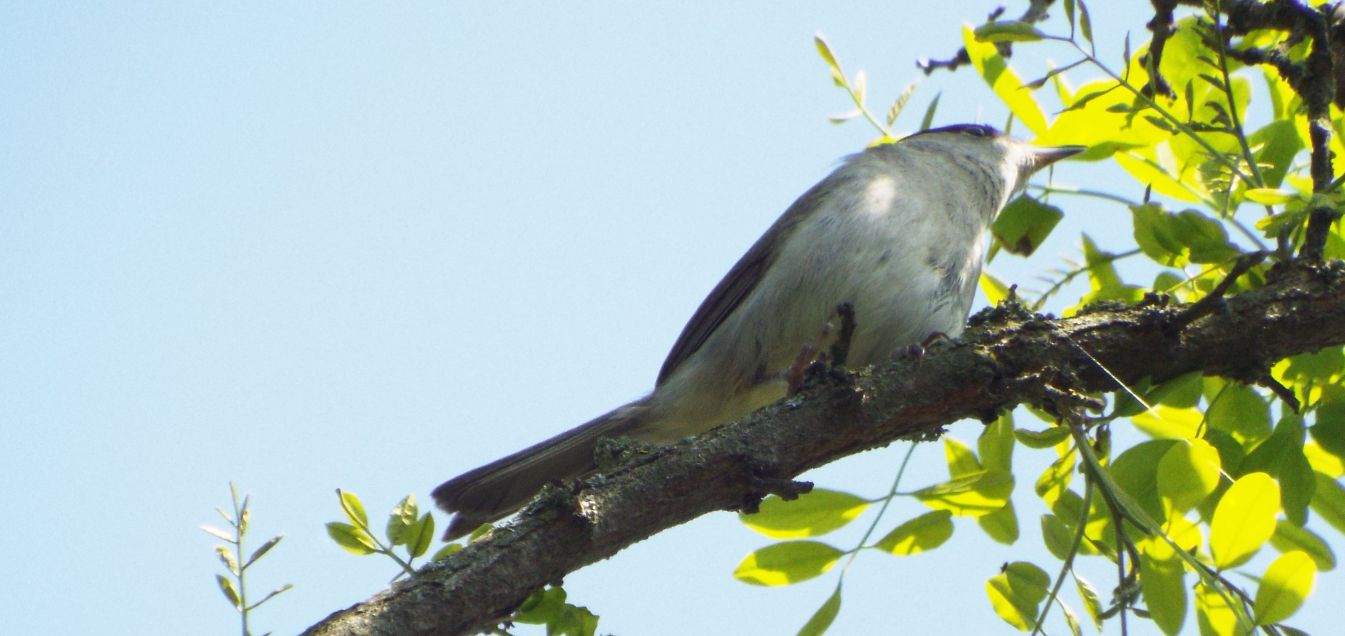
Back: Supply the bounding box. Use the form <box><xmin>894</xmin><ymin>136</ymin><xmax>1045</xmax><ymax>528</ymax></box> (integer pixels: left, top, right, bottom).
<box><xmin>902</xmin><ymin>123</ymin><xmax>1084</xmax><ymax>198</ymax></box>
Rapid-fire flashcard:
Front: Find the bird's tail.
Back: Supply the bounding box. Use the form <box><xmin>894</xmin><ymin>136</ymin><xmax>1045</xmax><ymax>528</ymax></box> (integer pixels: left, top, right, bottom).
<box><xmin>432</xmin><ymin>398</ymin><xmax>650</xmax><ymax>540</ymax></box>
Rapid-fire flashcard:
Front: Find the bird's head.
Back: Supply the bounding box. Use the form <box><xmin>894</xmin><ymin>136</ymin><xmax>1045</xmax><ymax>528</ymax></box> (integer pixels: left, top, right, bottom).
<box><xmin>902</xmin><ymin>124</ymin><xmax>1084</xmax><ymax>203</ymax></box>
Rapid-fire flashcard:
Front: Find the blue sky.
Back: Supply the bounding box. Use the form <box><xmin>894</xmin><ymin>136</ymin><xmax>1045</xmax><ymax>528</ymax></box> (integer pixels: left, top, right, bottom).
<box><xmin>3</xmin><ymin>2</ymin><xmax>1341</xmax><ymax>634</ymax></box>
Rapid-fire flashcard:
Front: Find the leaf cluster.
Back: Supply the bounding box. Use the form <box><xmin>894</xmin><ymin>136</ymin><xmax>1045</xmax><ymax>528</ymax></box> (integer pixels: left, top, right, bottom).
<box><xmin>753</xmin><ymin>2</ymin><xmax>1345</xmax><ymax>634</ymax></box>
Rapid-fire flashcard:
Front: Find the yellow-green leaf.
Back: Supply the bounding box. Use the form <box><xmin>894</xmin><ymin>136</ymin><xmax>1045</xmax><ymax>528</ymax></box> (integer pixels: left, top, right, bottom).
<box><xmin>980</xmin><ymin>272</ymin><xmax>1011</xmax><ymax>307</ymax></box>
<box><xmin>1140</xmin><ymin>543</ymin><xmax>1187</xmax><ymax>635</ymax></box>
<box><xmin>337</xmin><ymin>489</ymin><xmax>369</xmax><ymax>527</ymax></box>
<box><xmin>1309</xmin><ymin>471</ymin><xmax>1345</xmax><ymax>534</ymax></box>
<box><xmin>1158</xmin><ymin>439</ymin><xmax>1222</xmax><ymax>512</ymax></box>
<box><xmin>798</xmin><ymin>585</ymin><xmax>842</xmax><ymax>636</ymax></box>
<box><xmin>874</xmin><ymin>510</ymin><xmax>954</xmax><ymax>555</ymax></box>
<box><xmin>1132</xmin><ymin>405</ymin><xmax>1203</xmax><ymax>440</ymax></box>
<box><xmin>1253</xmin><ymin>551</ymin><xmax>1317</xmax><ymax>625</ymax></box>
<box><xmin>1040</xmin><ymin>514</ymin><xmax>1074</xmax><ymax>560</ymax></box>
<box><xmin>979</xmin><ymin>412</ymin><xmax>1015</xmax><ymax>474</ymax></box>
<box><xmin>326</xmin><ymin>521</ymin><xmax>378</xmax><ymax>555</ymax></box>
<box><xmin>740</xmin><ymin>489</ymin><xmax>870</xmax><ymax>539</ymax></box>
<box><xmin>961</xmin><ymin>25</ymin><xmax>1047</xmax><ymax>135</ymax></box>
<box><xmin>986</xmin><ymin>562</ymin><xmax>1050</xmax><ymax>631</ymax></box>
<box><xmin>216</xmin><ymin>574</ymin><xmax>241</xmax><ymax>610</ymax></box>
<box><xmin>1195</xmin><ymin>581</ymin><xmax>1240</xmax><ymax>636</ymax></box>
<box><xmin>1034</xmin><ymin>450</ymin><xmax>1075</xmax><ymax>506</ymax></box>
<box><xmin>973</xmin><ymin>20</ymin><xmax>1046</xmax><ymax>43</ymax></box>
<box><xmin>1015</xmin><ymin>425</ymin><xmax>1070</xmax><ymax>449</ymax></box>
<box><xmin>945</xmin><ymin>436</ymin><xmax>983</xmax><ymax>478</ymax></box>
<box><xmin>1245</xmin><ymin>188</ymin><xmax>1300</xmax><ymax>205</ymax></box>
<box><xmin>915</xmin><ymin>471</ymin><xmax>1014</xmax><ymax>517</ymax></box>
<box><xmin>408</xmin><ymin>512</ymin><xmax>435</xmax><ymax>558</ymax></box>
<box><xmin>814</xmin><ymin>35</ymin><xmax>845</xmax><ymax>87</ymax></box>
<box><xmin>978</xmin><ymin>499</ymin><xmax>1019</xmax><ymax>544</ymax></box>
<box><xmin>1075</xmin><ymin>574</ymin><xmax>1104</xmax><ymax>631</ymax></box>
<box><xmin>991</xmin><ymin>195</ymin><xmax>1063</xmax><ymax>257</ymax></box>
<box><xmin>734</xmin><ymin>541</ymin><xmax>843</xmax><ymax>586</ymax></box>
<box><xmin>1270</xmin><ymin>520</ymin><xmax>1336</xmax><ymax>571</ymax></box>
<box><xmin>1210</xmin><ymin>472</ymin><xmax>1280</xmax><ymax>569</ymax></box>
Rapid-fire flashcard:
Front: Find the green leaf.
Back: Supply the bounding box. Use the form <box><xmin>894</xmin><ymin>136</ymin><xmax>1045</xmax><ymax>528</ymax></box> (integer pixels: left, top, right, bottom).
<box><xmin>985</xmin><ymin>562</ymin><xmax>1050</xmax><ymax>631</ymax></box>
<box><xmin>216</xmin><ymin>574</ymin><xmax>241</xmax><ymax>610</ymax></box>
<box><xmin>979</xmin><ymin>412</ymin><xmax>1015</xmax><ymax>474</ymax></box>
<box><xmin>1132</xmin><ymin>405</ymin><xmax>1203</xmax><ymax>439</ymax></box>
<box><xmin>1077</xmin><ymin>0</ymin><xmax>1093</xmax><ymax>43</ymax></box>
<box><xmin>944</xmin><ymin>436</ymin><xmax>983</xmax><ymax>478</ymax></box>
<box><xmin>1311</xmin><ymin>392</ymin><xmax>1345</xmax><ymax>461</ymax></box>
<box><xmin>874</xmin><ymin>510</ymin><xmax>954</xmax><ymax>555</ymax></box>
<box><xmin>1131</xmin><ymin>204</ymin><xmax>1238</xmax><ymax>267</ymax></box>
<box><xmin>1113</xmin><ymin>374</ymin><xmax>1203</xmax><ymax>417</ymax></box>
<box><xmin>337</xmin><ymin>489</ymin><xmax>369</xmax><ymax>527</ymax></box>
<box><xmin>1270</xmin><ymin>520</ymin><xmax>1336</xmax><ymax>571</ymax></box>
<box><xmin>980</xmin><ymin>272</ymin><xmax>1011</xmax><ymax>307</ymax></box>
<box><xmin>1157</xmin><ymin>439</ymin><xmax>1222</xmax><ymax>512</ymax></box>
<box><xmin>238</xmin><ymin>496</ymin><xmax>250</xmax><ymax>534</ymax></box>
<box><xmin>1040</xmin><ymin>514</ymin><xmax>1075</xmax><ymax>560</ymax></box>
<box><xmin>1195</xmin><ymin>581</ymin><xmax>1239</xmax><ymax>636</ymax></box>
<box><xmin>1278</xmin><ymin>347</ymin><xmax>1345</xmax><ymax>386</ymax></box>
<box><xmin>215</xmin><ymin>545</ymin><xmax>239</xmax><ymax>576</ymax></box>
<box><xmin>386</xmin><ymin>495</ymin><xmax>418</xmax><ymax>547</ymax></box>
<box><xmin>1034</xmin><ymin>450</ymin><xmax>1076</xmax><ymax>506</ymax></box>
<box><xmin>740</xmin><ymin>489</ymin><xmax>870</xmax><ymax>539</ymax></box>
<box><xmin>797</xmin><ymin>585</ymin><xmax>842</xmax><ymax>636</ymax></box>
<box><xmin>326</xmin><ymin>521</ymin><xmax>378</xmax><ymax>555</ymax></box>
<box><xmin>1243</xmin><ymin>414</ymin><xmax>1314</xmax><ymax>524</ymax></box>
<box><xmin>1245</xmin><ymin>188</ymin><xmax>1300</xmax><ymax>205</ymax></box>
<box><xmin>1279</xmin><ymin>445</ymin><xmax>1316</xmax><ymax>526</ymax></box>
<box><xmin>432</xmin><ymin>543</ymin><xmax>462</xmax><ymax>562</ymax></box>
<box><xmin>1110</xmin><ymin>439</ymin><xmax>1177</xmax><ymax>522</ymax></box>
<box><xmin>1210</xmin><ymin>472</ymin><xmax>1280</xmax><ymax>569</ymax></box>
<box><xmin>1202</xmin><ymin>427</ymin><xmax>1247</xmax><ymax>480</ymax></box>
<box><xmin>250</xmin><ymin>582</ymin><xmax>294</xmax><ymax>610</ymax></box>
<box><xmin>515</xmin><ymin>586</ymin><xmax>567</xmax><ymax>624</ymax></box>
<box><xmin>245</xmin><ymin>535</ymin><xmax>283</xmax><ymax>568</ymax></box>
<box><xmin>1075</xmin><ymin>574</ymin><xmax>1104</xmax><ymax>631</ymax></box>
<box><xmin>1076</xmin><ymin>234</ymin><xmax>1144</xmax><ymax>307</ymax></box>
<box><xmin>992</xmin><ymin>196</ymin><xmax>1064</xmax><ymax>256</ymax></box>
<box><xmin>813</xmin><ymin>35</ymin><xmax>845</xmax><ymax>88</ymax></box>
<box><xmin>551</xmin><ymin>603</ymin><xmax>599</xmax><ymax>636</ymax></box>
<box><xmin>734</xmin><ymin>541</ymin><xmax>843</xmax><ymax>586</ymax></box>
<box><xmin>914</xmin><ymin>471</ymin><xmax>1014</xmax><ymax>517</ymax></box>
<box><xmin>973</xmin><ymin>20</ymin><xmax>1046</xmax><ymax>43</ymax></box>
<box><xmin>1206</xmin><ymin>381</ymin><xmax>1271</xmax><ymax>445</ymax></box>
<box><xmin>1140</xmin><ymin>544</ymin><xmax>1187</xmax><ymax>635</ymax></box>
<box><xmin>1310</xmin><ymin>471</ymin><xmax>1345</xmax><ymax>534</ymax></box>
<box><xmin>1015</xmin><ymin>425</ymin><xmax>1070</xmax><ymax>449</ymax></box>
<box><xmin>1253</xmin><ymin>551</ymin><xmax>1317</xmax><ymax>625</ymax></box>
<box><xmin>1248</xmin><ymin>120</ymin><xmax>1302</xmax><ymax>187</ymax></box>
<box><xmin>1152</xmin><ymin>371</ymin><xmax>1204</xmax><ymax>408</ymax></box>
<box><xmin>408</xmin><ymin>512</ymin><xmax>435</xmax><ymax>558</ymax></box>
<box><xmin>919</xmin><ymin>92</ymin><xmax>941</xmax><ymax>131</ymax></box>
<box><xmin>978</xmin><ymin>499</ymin><xmax>1020</xmax><ymax>544</ymax></box>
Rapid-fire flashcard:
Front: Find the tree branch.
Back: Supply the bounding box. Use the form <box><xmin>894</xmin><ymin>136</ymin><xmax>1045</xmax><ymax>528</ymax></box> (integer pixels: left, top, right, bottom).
<box><xmin>303</xmin><ymin>261</ymin><xmax>1345</xmax><ymax>636</ymax></box>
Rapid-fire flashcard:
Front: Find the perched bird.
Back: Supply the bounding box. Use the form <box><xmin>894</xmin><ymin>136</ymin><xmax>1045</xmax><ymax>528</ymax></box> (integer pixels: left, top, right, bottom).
<box><xmin>434</xmin><ymin>124</ymin><xmax>1082</xmax><ymax>540</ymax></box>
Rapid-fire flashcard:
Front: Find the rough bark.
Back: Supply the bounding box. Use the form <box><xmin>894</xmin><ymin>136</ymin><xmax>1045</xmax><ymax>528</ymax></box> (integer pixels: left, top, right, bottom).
<box><xmin>303</xmin><ymin>261</ymin><xmax>1345</xmax><ymax>636</ymax></box>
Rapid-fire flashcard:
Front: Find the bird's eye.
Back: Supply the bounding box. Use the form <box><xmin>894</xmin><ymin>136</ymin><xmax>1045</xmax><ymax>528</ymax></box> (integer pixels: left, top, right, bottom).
<box><xmin>962</xmin><ymin>125</ymin><xmax>992</xmax><ymax>138</ymax></box>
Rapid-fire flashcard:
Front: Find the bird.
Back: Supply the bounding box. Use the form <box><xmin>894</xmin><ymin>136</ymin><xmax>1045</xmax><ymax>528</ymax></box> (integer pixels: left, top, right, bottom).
<box><xmin>433</xmin><ymin>124</ymin><xmax>1082</xmax><ymax>540</ymax></box>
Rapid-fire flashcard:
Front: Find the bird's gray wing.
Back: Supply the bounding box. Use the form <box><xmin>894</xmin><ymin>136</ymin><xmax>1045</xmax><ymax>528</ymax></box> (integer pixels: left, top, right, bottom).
<box><xmin>655</xmin><ymin>182</ymin><xmax>830</xmax><ymax>386</ymax></box>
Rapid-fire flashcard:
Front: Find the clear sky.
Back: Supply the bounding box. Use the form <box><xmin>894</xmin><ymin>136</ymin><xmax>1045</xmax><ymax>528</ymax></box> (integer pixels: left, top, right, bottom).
<box><xmin>3</xmin><ymin>2</ymin><xmax>1341</xmax><ymax>635</ymax></box>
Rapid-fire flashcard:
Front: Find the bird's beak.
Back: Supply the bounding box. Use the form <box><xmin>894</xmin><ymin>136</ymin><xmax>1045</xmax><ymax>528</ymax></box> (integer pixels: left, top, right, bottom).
<box><xmin>1028</xmin><ymin>145</ymin><xmax>1085</xmax><ymax>172</ymax></box>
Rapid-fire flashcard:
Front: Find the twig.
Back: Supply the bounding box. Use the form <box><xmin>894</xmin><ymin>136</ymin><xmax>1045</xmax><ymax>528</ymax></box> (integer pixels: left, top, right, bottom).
<box><xmin>1144</xmin><ymin>0</ymin><xmax>1179</xmax><ymax>97</ymax></box>
<box><xmin>917</xmin><ymin>2</ymin><xmax>1054</xmax><ymax>74</ymax></box>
